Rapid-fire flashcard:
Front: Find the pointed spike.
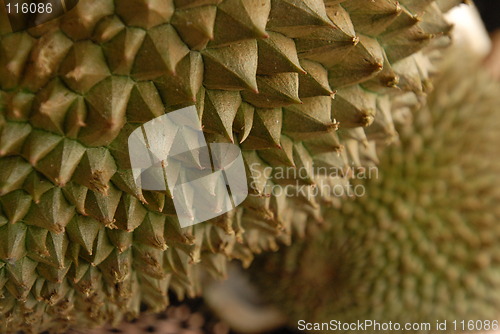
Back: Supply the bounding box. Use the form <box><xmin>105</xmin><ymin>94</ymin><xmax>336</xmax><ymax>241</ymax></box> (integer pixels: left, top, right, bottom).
<box><xmin>66</xmin><ymin>216</ymin><xmax>101</xmax><ymax>256</ymax></box>
<box><xmin>258</xmin><ymin>135</ymin><xmax>295</xmax><ymax>167</ymax></box>
<box><xmin>208</xmin><ymin>0</ymin><xmax>270</xmax><ymax>47</ymax></box>
<box><xmin>0</xmin><ymin>122</ymin><xmax>32</xmax><ymax>157</ymax></box>
<box><xmin>257</xmin><ymin>31</ymin><xmax>305</xmax><ymax>75</ymax></box>
<box><xmin>328</xmin><ymin>35</ymin><xmax>385</xmax><ymax>88</ymax></box>
<box><xmin>36</xmin><ymin>260</ymin><xmax>71</xmax><ymax>283</ymax></box>
<box><xmin>267</xmin><ymin>0</ymin><xmax>334</xmax><ymax>38</ymax></box>
<box><xmin>73</xmin><ymin>148</ymin><xmax>117</xmax><ymax>194</ymax></box>
<box><xmin>81</xmin><ymin>227</ymin><xmax>114</xmax><ymax>267</ymax></box>
<box><xmin>21</xmin><ymin>129</ymin><xmax>63</xmax><ymax>165</ymax></box>
<box><xmin>202</xmin><ymin>90</ymin><xmax>241</xmax><ymax>142</ymax></box>
<box><xmin>103</xmin><ymin>27</ymin><xmax>146</xmax><ymax>75</ymax></box>
<box><xmin>242</xmin><ymin>108</ymin><xmax>282</xmax><ymax>150</ymax></box>
<box><xmin>0</xmin><ymin>157</ymin><xmax>33</xmax><ymax>196</ymax></box>
<box><xmin>59</xmin><ymin>41</ymin><xmax>111</xmax><ymax>94</ymax></box>
<box><xmin>0</xmin><ymin>223</ymin><xmax>27</xmax><ymax>262</ymax></box>
<box><xmin>115</xmin><ymin>0</ymin><xmax>174</xmax><ymax>29</ymax></box>
<box><xmin>26</xmin><ymin>226</ymin><xmax>49</xmax><ymax>260</ymax></box>
<box><xmin>202</xmin><ymin>40</ymin><xmax>258</xmax><ymax>91</ymax></box>
<box><xmin>114</xmin><ymin>194</ymin><xmax>148</xmax><ymax>232</ymax></box>
<box><xmin>298</xmin><ymin>59</ymin><xmax>334</xmax><ymax>98</ymax></box>
<box><xmin>35</xmin><ymin>139</ymin><xmax>86</xmax><ymax>187</ymax></box>
<box><xmin>283</xmin><ymin>96</ymin><xmax>337</xmax><ymax>139</ymax></box>
<box><xmin>107</xmin><ymin>228</ymin><xmax>134</xmax><ymax>253</ymax></box>
<box><xmin>61</xmin><ymin>182</ymin><xmax>88</xmax><ymax>215</ymax></box>
<box><xmin>234</xmin><ymin>102</ymin><xmax>255</xmax><ymax>143</ymax></box>
<box><xmin>133</xmin><ymin>243</ymin><xmax>166</xmax><ymax>279</ymax></box>
<box><xmin>132</xmin><ymin>24</ymin><xmax>189</xmax><ymax>80</ymax></box>
<box><xmin>5</xmin><ymin>257</ymin><xmax>38</xmax><ymax>301</ymax></box>
<box><xmin>80</xmin><ymin>76</ymin><xmax>134</xmax><ymax>146</ymax></box>
<box><xmin>126</xmin><ymin>82</ymin><xmax>165</xmax><ymax>123</ymax></box>
<box><xmin>172</xmin><ymin>5</ymin><xmax>217</xmax><ymax>50</ymax></box>
<box><xmin>134</xmin><ymin>212</ymin><xmax>168</xmax><ymax>250</ymax></box>
<box><xmin>0</xmin><ymin>190</ymin><xmax>32</xmax><ymax>223</ymax></box>
<box><xmin>332</xmin><ymin>85</ymin><xmax>377</xmax><ymax>128</ymax></box>
<box><xmin>84</xmin><ymin>185</ymin><xmax>122</xmax><ymax>227</ymax></box>
<box><xmin>24</xmin><ymin>187</ymin><xmax>75</xmax><ymax>234</ymax></box>
<box><xmin>242</xmin><ymin>73</ymin><xmax>302</xmax><ymax>108</ymax></box>
<box><xmin>153</xmin><ymin>51</ymin><xmax>204</xmax><ymax>108</ymax></box>
<box><xmin>31</xmin><ymin>79</ymin><xmax>78</xmax><ymax>134</ymax></box>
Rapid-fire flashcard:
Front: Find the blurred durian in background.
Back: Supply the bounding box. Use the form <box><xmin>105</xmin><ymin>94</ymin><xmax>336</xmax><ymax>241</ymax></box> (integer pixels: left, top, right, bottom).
<box><xmin>246</xmin><ymin>50</ymin><xmax>500</xmax><ymax>333</ymax></box>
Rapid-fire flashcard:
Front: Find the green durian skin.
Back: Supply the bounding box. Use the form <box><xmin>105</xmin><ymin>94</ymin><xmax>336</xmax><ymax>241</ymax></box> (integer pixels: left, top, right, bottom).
<box><xmin>250</xmin><ymin>54</ymin><xmax>500</xmax><ymax>334</ymax></box>
<box><xmin>0</xmin><ymin>0</ymin><xmax>459</xmax><ymax>332</ymax></box>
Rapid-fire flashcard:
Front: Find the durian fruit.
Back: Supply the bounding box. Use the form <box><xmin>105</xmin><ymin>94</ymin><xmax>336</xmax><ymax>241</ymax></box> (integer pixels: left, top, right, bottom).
<box><xmin>249</xmin><ymin>54</ymin><xmax>500</xmax><ymax>333</ymax></box>
<box><xmin>0</xmin><ymin>0</ymin><xmax>460</xmax><ymax>332</ymax></box>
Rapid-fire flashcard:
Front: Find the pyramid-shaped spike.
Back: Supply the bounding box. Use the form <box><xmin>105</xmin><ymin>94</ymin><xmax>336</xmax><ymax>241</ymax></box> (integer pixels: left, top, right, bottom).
<box><xmin>154</xmin><ymin>52</ymin><xmax>204</xmax><ymax>108</ymax></box>
<box><xmin>0</xmin><ymin>33</ymin><xmax>33</xmax><ymax>89</ymax></box>
<box><xmin>242</xmin><ymin>108</ymin><xmax>282</xmax><ymax>149</ymax></box>
<box><xmin>107</xmin><ymin>228</ymin><xmax>134</xmax><ymax>253</ymax></box>
<box><xmin>0</xmin><ymin>190</ymin><xmax>32</xmax><ymax>223</ymax></box>
<box><xmin>22</xmin><ymin>31</ymin><xmax>73</xmax><ymax>92</ymax></box>
<box><xmin>332</xmin><ymin>85</ymin><xmax>377</xmax><ymax>128</ymax></box>
<box><xmin>84</xmin><ymin>185</ymin><xmax>122</xmax><ymax>227</ymax></box>
<box><xmin>134</xmin><ymin>212</ymin><xmax>167</xmax><ymax>250</ymax></box>
<box><xmin>328</xmin><ymin>35</ymin><xmax>384</xmax><ymax>88</ymax></box>
<box><xmin>267</xmin><ymin>0</ymin><xmax>334</xmax><ymax>38</ymax></box>
<box><xmin>133</xmin><ymin>243</ymin><xmax>166</xmax><ymax>279</ymax></box>
<box><xmin>0</xmin><ymin>122</ymin><xmax>31</xmax><ymax>157</ymax></box>
<box><xmin>24</xmin><ymin>187</ymin><xmax>75</xmax><ymax>234</ymax></box>
<box><xmin>297</xmin><ymin>59</ymin><xmax>334</xmax><ymax>98</ymax></box>
<box><xmin>26</xmin><ymin>226</ymin><xmax>49</xmax><ymax>259</ymax></box>
<box><xmin>64</xmin><ymin>96</ymin><xmax>87</xmax><ymax>139</ymax></box>
<box><xmin>208</xmin><ymin>0</ymin><xmax>270</xmax><ymax>47</ymax></box>
<box><xmin>341</xmin><ymin>0</ymin><xmax>402</xmax><ymax>37</ymax></box>
<box><xmin>233</xmin><ymin>102</ymin><xmax>255</xmax><ymax>143</ymax></box>
<box><xmin>0</xmin><ymin>157</ymin><xmax>33</xmax><ymax>196</ymax></box>
<box><xmin>35</xmin><ymin>139</ymin><xmax>86</xmax><ymax>187</ymax></box>
<box><xmin>99</xmin><ymin>249</ymin><xmax>132</xmax><ymax>284</ymax></box>
<box><xmin>103</xmin><ymin>28</ymin><xmax>146</xmax><ymax>75</ymax></box>
<box><xmin>202</xmin><ymin>40</ymin><xmax>258</xmax><ymax>91</ymax></box>
<box><xmin>5</xmin><ymin>257</ymin><xmax>38</xmax><ymax>300</ymax></box>
<box><xmin>116</xmin><ymin>0</ymin><xmax>174</xmax><ymax>29</ymax></box>
<box><xmin>28</xmin><ymin>232</ymin><xmax>68</xmax><ymax>269</ymax></box>
<box><xmin>125</xmin><ymin>82</ymin><xmax>165</xmax><ymax>124</ymax></box>
<box><xmin>283</xmin><ymin>96</ymin><xmax>337</xmax><ymax>139</ymax></box>
<box><xmin>5</xmin><ymin>91</ymin><xmax>33</xmax><ymax>121</ymax></box>
<box><xmin>80</xmin><ymin>227</ymin><xmax>114</xmax><ymax>267</ymax></box>
<box><xmin>80</xmin><ymin>76</ymin><xmax>134</xmax><ymax>146</ymax></box>
<box><xmin>73</xmin><ymin>148</ymin><xmax>117</xmax><ymax>195</ymax></box>
<box><xmin>60</xmin><ymin>0</ymin><xmax>115</xmax><ymax>40</ymax></box>
<box><xmin>92</xmin><ymin>15</ymin><xmax>126</xmax><ymax>43</ymax></box>
<box><xmin>202</xmin><ymin>89</ymin><xmax>241</xmax><ymax>142</ymax></box>
<box><xmin>61</xmin><ymin>182</ymin><xmax>88</xmax><ymax>215</ymax></box>
<box><xmin>66</xmin><ymin>215</ymin><xmax>101</xmax><ymax>256</ymax></box>
<box><xmin>21</xmin><ymin>130</ymin><xmax>63</xmax><ymax>166</ymax></box>
<box><xmin>172</xmin><ymin>5</ymin><xmax>217</xmax><ymax>50</ymax></box>
<box><xmin>59</xmin><ymin>41</ymin><xmax>111</xmax><ymax>94</ymax></box>
<box><xmin>258</xmin><ymin>135</ymin><xmax>295</xmax><ymax>167</ymax></box>
<box><xmin>114</xmin><ymin>194</ymin><xmax>148</xmax><ymax>232</ymax></box>
<box><xmin>132</xmin><ymin>24</ymin><xmax>189</xmax><ymax>80</ymax></box>
<box><xmin>242</xmin><ymin>73</ymin><xmax>302</xmax><ymax>108</ymax></box>
<box><xmin>0</xmin><ymin>223</ymin><xmax>27</xmax><ymax>262</ymax></box>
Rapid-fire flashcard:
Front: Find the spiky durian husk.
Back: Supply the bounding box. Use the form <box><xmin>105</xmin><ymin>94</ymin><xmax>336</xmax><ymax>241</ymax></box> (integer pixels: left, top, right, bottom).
<box><xmin>249</xmin><ymin>54</ymin><xmax>500</xmax><ymax>333</ymax></box>
<box><xmin>0</xmin><ymin>0</ymin><xmax>460</xmax><ymax>332</ymax></box>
